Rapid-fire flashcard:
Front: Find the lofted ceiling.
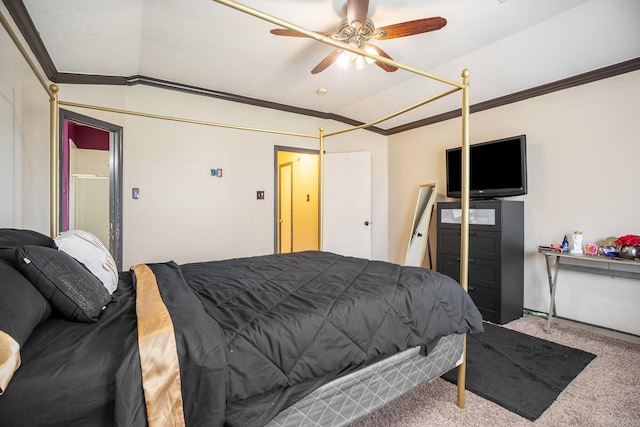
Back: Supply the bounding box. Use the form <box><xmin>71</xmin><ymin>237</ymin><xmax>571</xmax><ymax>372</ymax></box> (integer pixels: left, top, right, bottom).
<box><xmin>9</xmin><ymin>0</ymin><xmax>640</xmax><ymax>131</ymax></box>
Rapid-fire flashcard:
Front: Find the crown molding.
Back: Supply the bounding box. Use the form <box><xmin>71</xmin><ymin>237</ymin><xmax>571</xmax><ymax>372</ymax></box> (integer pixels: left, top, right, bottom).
<box><xmin>4</xmin><ymin>0</ymin><xmax>639</xmax><ymax>136</ymax></box>
<box><xmin>386</xmin><ymin>57</ymin><xmax>640</xmax><ymax>135</ymax></box>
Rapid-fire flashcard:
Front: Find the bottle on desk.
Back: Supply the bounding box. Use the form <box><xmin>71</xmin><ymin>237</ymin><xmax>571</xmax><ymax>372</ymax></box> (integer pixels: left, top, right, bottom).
<box><xmin>562</xmin><ymin>236</ymin><xmax>569</xmax><ymax>253</ymax></box>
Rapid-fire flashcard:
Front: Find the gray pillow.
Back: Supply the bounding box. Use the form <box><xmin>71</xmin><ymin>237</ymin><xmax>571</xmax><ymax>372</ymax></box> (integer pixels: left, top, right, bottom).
<box><xmin>15</xmin><ymin>246</ymin><xmax>111</xmax><ymax>322</ymax></box>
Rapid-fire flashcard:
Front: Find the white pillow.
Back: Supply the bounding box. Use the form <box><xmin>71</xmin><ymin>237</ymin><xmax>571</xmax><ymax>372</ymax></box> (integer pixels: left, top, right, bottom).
<box><xmin>54</xmin><ymin>230</ymin><xmax>118</xmax><ymax>294</ymax></box>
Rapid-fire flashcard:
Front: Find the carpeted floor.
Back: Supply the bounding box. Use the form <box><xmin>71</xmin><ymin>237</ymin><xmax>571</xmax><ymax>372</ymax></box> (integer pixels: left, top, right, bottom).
<box><xmin>441</xmin><ymin>321</ymin><xmax>596</xmax><ymax>421</ymax></box>
<box><xmin>351</xmin><ymin>315</ymin><xmax>640</xmax><ymax>426</ymax></box>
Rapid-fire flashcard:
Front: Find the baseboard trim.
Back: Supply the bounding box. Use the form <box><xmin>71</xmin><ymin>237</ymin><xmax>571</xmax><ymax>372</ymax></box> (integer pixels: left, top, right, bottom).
<box><xmin>549</xmin><ymin>316</ymin><xmax>640</xmax><ymax>345</ymax></box>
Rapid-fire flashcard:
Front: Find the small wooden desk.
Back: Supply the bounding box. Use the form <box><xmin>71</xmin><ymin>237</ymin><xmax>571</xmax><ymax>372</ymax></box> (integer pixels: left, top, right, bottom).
<box><xmin>537</xmin><ymin>247</ymin><xmax>640</xmax><ymax>333</ymax></box>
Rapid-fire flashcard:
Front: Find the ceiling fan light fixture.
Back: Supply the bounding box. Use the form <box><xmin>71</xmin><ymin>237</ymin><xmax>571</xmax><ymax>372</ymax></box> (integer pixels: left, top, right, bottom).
<box><xmin>337</xmin><ymin>50</ymin><xmax>351</xmax><ymax>69</ymax></box>
<box><xmin>271</xmin><ymin>0</ymin><xmax>447</xmax><ymax>74</ymax></box>
<box><xmin>373</xmin><ymin>29</ymin><xmax>387</xmax><ymax>39</ymax></box>
<box><xmin>363</xmin><ymin>45</ymin><xmax>377</xmax><ymax>64</ymax></box>
<box><xmin>337</xmin><ymin>43</ymin><xmax>376</xmax><ymax>71</ymax></box>
<box><xmin>355</xmin><ymin>55</ymin><xmax>370</xmax><ymax>71</ymax></box>
<box><xmin>350</xmin><ymin>20</ymin><xmax>363</xmax><ymax>30</ymax></box>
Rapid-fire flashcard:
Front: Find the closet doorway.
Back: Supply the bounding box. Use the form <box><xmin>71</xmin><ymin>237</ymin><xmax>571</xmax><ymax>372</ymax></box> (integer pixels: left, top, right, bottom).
<box><xmin>59</xmin><ymin>109</ymin><xmax>123</xmax><ymax>269</ymax></box>
<box><xmin>274</xmin><ymin>147</ymin><xmax>372</xmax><ymax>258</ymax></box>
<box><xmin>274</xmin><ymin>147</ymin><xmax>319</xmax><ymax>254</ymax></box>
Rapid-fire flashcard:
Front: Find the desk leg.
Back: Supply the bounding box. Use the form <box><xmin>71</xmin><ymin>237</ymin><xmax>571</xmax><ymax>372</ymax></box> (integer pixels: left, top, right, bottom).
<box><xmin>545</xmin><ymin>255</ymin><xmax>560</xmax><ymax>333</ymax></box>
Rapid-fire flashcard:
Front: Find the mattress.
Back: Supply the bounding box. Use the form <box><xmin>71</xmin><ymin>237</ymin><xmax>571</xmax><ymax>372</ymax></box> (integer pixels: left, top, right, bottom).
<box><xmin>268</xmin><ymin>333</ymin><xmax>464</xmax><ymax>426</ymax></box>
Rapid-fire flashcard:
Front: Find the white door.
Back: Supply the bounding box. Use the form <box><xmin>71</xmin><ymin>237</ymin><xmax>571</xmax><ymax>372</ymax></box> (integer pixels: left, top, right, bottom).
<box><xmin>323</xmin><ymin>152</ymin><xmax>372</xmax><ymax>259</ymax></box>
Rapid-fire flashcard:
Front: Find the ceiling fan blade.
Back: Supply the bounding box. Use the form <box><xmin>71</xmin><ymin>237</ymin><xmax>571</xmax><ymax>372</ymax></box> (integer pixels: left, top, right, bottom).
<box><xmin>347</xmin><ymin>0</ymin><xmax>369</xmax><ymax>28</ymax></box>
<box><xmin>311</xmin><ymin>49</ymin><xmax>342</xmax><ymax>74</ymax></box>
<box><xmin>367</xmin><ymin>44</ymin><xmax>398</xmax><ymax>72</ymax></box>
<box><xmin>375</xmin><ymin>17</ymin><xmax>447</xmax><ymax>40</ymax></box>
<box><xmin>270</xmin><ymin>28</ymin><xmax>333</xmax><ymax>38</ymax></box>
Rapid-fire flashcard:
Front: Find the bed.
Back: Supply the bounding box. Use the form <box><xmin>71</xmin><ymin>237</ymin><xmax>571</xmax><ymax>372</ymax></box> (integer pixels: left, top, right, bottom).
<box><xmin>0</xmin><ymin>228</ymin><xmax>482</xmax><ymax>426</ymax></box>
<box><xmin>2</xmin><ymin>0</ymin><xmax>480</xmax><ymax>424</ymax></box>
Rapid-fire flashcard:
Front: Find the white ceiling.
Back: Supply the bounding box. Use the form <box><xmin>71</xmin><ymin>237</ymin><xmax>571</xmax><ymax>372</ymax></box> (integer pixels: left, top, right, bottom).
<box><xmin>20</xmin><ymin>0</ymin><xmax>640</xmax><ymax>129</ymax></box>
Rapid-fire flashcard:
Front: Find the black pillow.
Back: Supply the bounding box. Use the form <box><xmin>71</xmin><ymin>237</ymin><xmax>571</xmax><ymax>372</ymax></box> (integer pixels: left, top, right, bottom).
<box><xmin>0</xmin><ymin>228</ymin><xmax>57</xmax><ymax>248</ymax></box>
<box><xmin>15</xmin><ymin>246</ymin><xmax>111</xmax><ymax>323</ymax></box>
<box><xmin>0</xmin><ymin>260</ymin><xmax>52</xmax><ymax>395</ymax></box>
<box><xmin>0</xmin><ymin>228</ymin><xmax>57</xmax><ymax>264</ymax></box>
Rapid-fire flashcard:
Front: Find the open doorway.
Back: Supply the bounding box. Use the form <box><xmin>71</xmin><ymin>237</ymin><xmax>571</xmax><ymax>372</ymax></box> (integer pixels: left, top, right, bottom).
<box><xmin>59</xmin><ymin>109</ymin><xmax>123</xmax><ymax>269</ymax></box>
<box><xmin>274</xmin><ymin>146</ymin><xmax>319</xmax><ymax>254</ymax></box>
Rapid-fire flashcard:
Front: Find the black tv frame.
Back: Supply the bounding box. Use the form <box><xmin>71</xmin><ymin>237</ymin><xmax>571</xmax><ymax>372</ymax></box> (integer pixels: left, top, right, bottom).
<box><xmin>446</xmin><ymin>134</ymin><xmax>528</xmax><ymax>199</ymax></box>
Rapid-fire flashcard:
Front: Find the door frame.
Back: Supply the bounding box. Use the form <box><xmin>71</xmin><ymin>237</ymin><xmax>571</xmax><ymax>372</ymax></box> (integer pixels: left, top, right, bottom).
<box><xmin>273</xmin><ymin>145</ymin><xmax>319</xmax><ymax>254</ymax></box>
<box><xmin>278</xmin><ymin>162</ymin><xmax>293</xmax><ymax>253</ymax></box>
<box><xmin>58</xmin><ymin>109</ymin><xmax>123</xmax><ymax>269</ymax></box>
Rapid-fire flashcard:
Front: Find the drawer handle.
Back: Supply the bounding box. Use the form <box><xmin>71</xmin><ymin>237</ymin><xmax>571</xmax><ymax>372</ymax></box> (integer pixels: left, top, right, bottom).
<box><xmin>455</xmin><ymin>257</ymin><xmax>475</xmax><ymax>263</ymax></box>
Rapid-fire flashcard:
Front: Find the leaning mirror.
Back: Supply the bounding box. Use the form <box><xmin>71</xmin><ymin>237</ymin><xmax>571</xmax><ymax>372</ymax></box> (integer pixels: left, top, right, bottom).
<box><xmin>404</xmin><ymin>183</ymin><xmax>437</xmax><ymax>268</ymax></box>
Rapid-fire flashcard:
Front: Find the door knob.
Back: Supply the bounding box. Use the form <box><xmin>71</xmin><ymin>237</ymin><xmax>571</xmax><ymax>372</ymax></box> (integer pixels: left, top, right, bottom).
<box><xmin>364</xmin><ymin>221</ymin><xmax>370</xmax><ymax>226</ymax></box>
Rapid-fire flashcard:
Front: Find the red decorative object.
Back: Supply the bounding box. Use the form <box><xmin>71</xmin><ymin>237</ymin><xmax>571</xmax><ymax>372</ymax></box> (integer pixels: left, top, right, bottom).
<box><xmin>616</xmin><ymin>234</ymin><xmax>640</xmax><ymax>247</ymax></box>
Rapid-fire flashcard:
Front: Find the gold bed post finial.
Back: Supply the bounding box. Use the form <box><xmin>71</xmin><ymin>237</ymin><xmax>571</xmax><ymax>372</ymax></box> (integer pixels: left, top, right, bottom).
<box><xmin>49</xmin><ymin>84</ymin><xmax>60</xmax><ymax>238</ymax></box>
<box><xmin>456</xmin><ymin>67</ymin><xmax>471</xmax><ymax>409</ymax></box>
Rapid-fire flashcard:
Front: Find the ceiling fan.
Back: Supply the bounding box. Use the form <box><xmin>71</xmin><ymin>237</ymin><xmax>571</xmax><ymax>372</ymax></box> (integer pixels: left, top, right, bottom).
<box><xmin>270</xmin><ymin>0</ymin><xmax>447</xmax><ymax>74</ymax></box>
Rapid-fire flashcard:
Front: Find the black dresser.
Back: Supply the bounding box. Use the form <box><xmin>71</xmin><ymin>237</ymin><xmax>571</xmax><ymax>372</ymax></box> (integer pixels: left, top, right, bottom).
<box><xmin>436</xmin><ymin>199</ymin><xmax>524</xmax><ymax>324</ymax></box>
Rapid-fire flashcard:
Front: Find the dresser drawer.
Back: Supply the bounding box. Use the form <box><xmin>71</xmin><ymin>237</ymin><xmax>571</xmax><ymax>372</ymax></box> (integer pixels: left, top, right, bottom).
<box><xmin>437</xmin><ymin>228</ymin><xmax>502</xmax><ymax>261</ymax></box>
<box><xmin>436</xmin><ymin>253</ymin><xmax>502</xmax><ymax>290</ymax></box>
<box><xmin>468</xmin><ymin>285</ymin><xmax>501</xmax><ymax>323</ymax></box>
<box><xmin>437</xmin><ymin>201</ymin><xmax>504</xmax><ymax>232</ymax></box>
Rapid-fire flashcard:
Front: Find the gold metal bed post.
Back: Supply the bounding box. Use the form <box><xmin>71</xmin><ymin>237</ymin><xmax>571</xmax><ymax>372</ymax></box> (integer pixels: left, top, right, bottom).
<box><xmin>50</xmin><ymin>85</ymin><xmax>60</xmax><ymax>238</ymax></box>
<box><xmin>457</xmin><ymin>69</ymin><xmax>471</xmax><ymax>409</ymax></box>
<box><xmin>318</xmin><ymin>128</ymin><xmax>325</xmax><ymax>251</ymax></box>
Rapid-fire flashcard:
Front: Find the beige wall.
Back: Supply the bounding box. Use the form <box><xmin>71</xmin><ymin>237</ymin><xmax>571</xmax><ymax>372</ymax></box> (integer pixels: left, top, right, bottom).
<box><xmin>55</xmin><ymin>84</ymin><xmax>389</xmax><ymax>266</ymax></box>
<box><xmin>388</xmin><ymin>70</ymin><xmax>640</xmax><ymax>335</ymax></box>
<box><xmin>0</xmin><ymin>2</ymin><xmax>50</xmax><ymax>232</ymax></box>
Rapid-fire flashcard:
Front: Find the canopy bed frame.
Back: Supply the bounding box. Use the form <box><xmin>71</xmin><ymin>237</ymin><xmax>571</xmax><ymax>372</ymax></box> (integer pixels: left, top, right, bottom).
<box><xmin>2</xmin><ymin>0</ymin><xmax>474</xmax><ymax>420</ymax></box>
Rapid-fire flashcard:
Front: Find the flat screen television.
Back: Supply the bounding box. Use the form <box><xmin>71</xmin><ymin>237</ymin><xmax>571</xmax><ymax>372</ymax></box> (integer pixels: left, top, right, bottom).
<box><xmin>446</xmin><ymin>134</ymin><xmax>527</xmax><ymax>199</ymax></box>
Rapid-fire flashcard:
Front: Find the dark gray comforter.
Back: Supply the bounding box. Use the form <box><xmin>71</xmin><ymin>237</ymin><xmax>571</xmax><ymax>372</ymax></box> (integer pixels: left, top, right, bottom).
<box><xmin>178</xmin><ymin>251</ymin><xmax>483</xmax><ymax>425</ymax></box>
<box><xmin>0</xmin><ymin>250</ymin><xmax>483</xmax><ymax>426</ymax></box>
